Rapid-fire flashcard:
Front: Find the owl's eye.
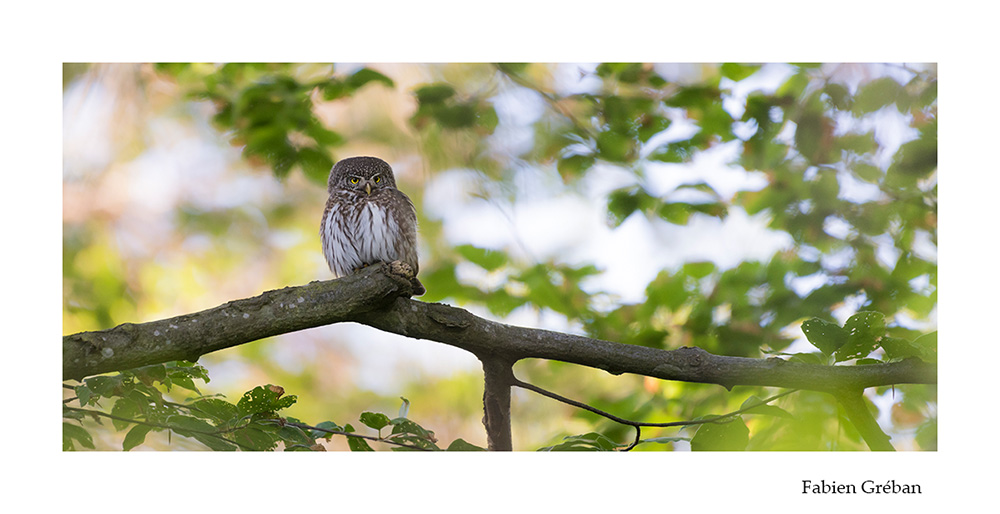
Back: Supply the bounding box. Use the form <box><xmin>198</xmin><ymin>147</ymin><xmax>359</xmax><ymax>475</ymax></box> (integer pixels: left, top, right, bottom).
<box><xmin>349</xmin><ymin>177</ymin><xmax>359</xmax><ymax>185</ymax></box>
<box><xmin>373</xmin><ymin>176</ymin><xmax>382</xmax><ymax>184</ymax></box>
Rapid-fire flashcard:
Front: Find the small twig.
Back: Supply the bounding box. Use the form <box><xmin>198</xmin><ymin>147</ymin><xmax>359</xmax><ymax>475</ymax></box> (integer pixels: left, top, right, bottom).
<box><xmin>622</xmin><ymin>426</ymin><xmax>642</xmax><ymax>452</ymax></box>
<box><xmin>511</xmin><ymin>375</ymin><xmax>798</xmax><ymax>450</ymax></box>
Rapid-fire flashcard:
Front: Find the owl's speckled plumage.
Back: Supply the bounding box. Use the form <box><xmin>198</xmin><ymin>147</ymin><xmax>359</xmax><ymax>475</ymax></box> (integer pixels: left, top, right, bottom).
<box><xmin>320</xmin><ymin>156</ymin><xmax>425</xmax><ymax>295</ymax></box>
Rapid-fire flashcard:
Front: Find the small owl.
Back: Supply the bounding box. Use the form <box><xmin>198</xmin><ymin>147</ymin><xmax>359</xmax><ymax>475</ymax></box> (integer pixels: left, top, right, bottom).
<box><xmin>320</xmin><ymin>156</ymin><xmax>425</xmax><ymax>295</ymax></box>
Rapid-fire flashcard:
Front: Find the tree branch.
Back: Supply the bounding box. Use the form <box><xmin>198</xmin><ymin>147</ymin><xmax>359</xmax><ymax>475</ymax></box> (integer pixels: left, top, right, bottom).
<box><xmin>64</xmin><ymin>264</ymin><xmax>936</xmax><ymax>396</ymax></box>
<box><xmin>63</xmin><ymin>263</ymin><xmax>416</xmax><ymax>380</ymax></box>
<box><xmin>480</xmin><ymin>356</ymin><xmax>515</xmax><ymax>451</ymax></box>
<box><xmin>836</xmin><ymin>391</ymin><xmax>896</xmax><ymax>451</ymax></box>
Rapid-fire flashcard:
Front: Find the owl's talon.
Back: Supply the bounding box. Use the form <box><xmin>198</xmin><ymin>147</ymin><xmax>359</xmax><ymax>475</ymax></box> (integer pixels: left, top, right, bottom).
<box><xmin>387</xmin><ymin>261</ymin><xmax>425</xmax><ymax>296</ymax></box>
<box><xmin>388</xmin><ymin>260</ymin><xmax>414</xmax><ymax>279</ymax></box>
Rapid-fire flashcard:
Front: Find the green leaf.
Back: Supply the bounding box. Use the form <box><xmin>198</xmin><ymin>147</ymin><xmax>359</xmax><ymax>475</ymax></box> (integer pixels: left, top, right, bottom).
<box><xmin>720</xmin><ymin>63</ymin><xmax>759</xmax><ymax>82</ymax></box>
<box><xmin>237</xmin><ymin>385</ymin><xmax>297</xmax><ymax>417</ymax></box>
<box><xmin>387</xmin><ymin>418</ymin><xmax>440</xmax><ymax>451</ymax></box>
<box><xmin>824</xmin><ymin>82</ymin><xmax>851</xmax><ymax>110</ymax></box>
<box><xmin>85</xmin><ymin>375</ymin><xmax>125</xmax><ymax>398</ymax></box>
<box><xmin>834</xmin><ymin>311</ymin><xmax>886</xmax><ymax>362</ymax></box>
<box><xmin>320</xmin><ymin>79</ymin><xmax>350</xmax><ymax>101</ymax></box>
<box><xmin>477</xmin><ymin>105</ymin><xmax>500</xmax><ymax>133</ymax></box>
<box><xmin>166</xmin><ymin>414</ymin><xmax>217</xmax><ymax>435</ymax></box>
<box><xmin>229</xmin><ymin>425</ymin><xmax>279</xmax><ymax>451</ymax></box>
<box><xmin>359</xmin><ymin>412</ymin><xmax>391</xmax><ymax>431</ymax></box>
<box><xmin>777</xmin><ymin>71</ymin><xmax>810</xmax><ymax>98</ymax></box>
<box><xmin>277</xmin><ymin>424</ymin><xmax>316</xmax><ymax>446</ymax></box>
<box><xmin>879</xmin><ymin>337</ymin><xmax>914</xmax><ymax>360</ymax></box>
<box><xmin>890</xmin><ymin>126</ymin><xmax>937</xmax><ymax>179</ymax></box>
<box><xmin>63</xmin><ymin>423</ymin><xmax>95</xmax><ymax>451</ymax></box>
<box><xmin>133</xmin><ymin>363</ymin><xmax>167</xmax><ymax>387</ymax></box>
<box><xmin>683</xmin><ymin>261</ymin><xmax>716</xmax><ymax>279</ymax></box>
<box><xmin>801</xmin><ymin>318</ymin><xmax>848</xmax><ymax>355</ymax></box>
<box><xmin>912</xmin><ymin>331</ymin><xmax>937</xmax><ymax>361</ymax></box>
<box><xmin>658</xmin><ymin>202</ymin><xmax>694</xmax><ymax>225</ymax></box>
<box><xmin>740</xmin><ymin>396</ymin><xmax>793</xmax><ymax>418</ymax></box>
<box><xmin>665</xmin><ymin>85</ymin><xmax>718</xmax><ymax>109</ymax></box>
<box><xmin>495</xmin><ymin>63</ymin><xmax>529</xmax><ymax>74</ymax></box>
<box><xmin>645</xmin><ymin>271</ymin><xmax>690</xmax><ymax>311</ymax></box>
<box><xmin>456</xmin><ymin>244</ymin><xmax>508</xmax><ymax>271</ymax></box>
<box><xmin>557</xmin><ymin>154</ymin><xmax>595</xmax><ymax>181</ymax></box>
<box><xmin>344</xmin><ymin>424</ymin><xmax>375</xmax><ymax>452</ymax></box>
<box><xmin>123</xmin><ymin>424</ymin><xmax>153</xmax><ymax>451</ymax></box>
<box><xmin>638</xmin><ymin>115</ymin><xmax>671</xmax><ymax>142</ymax></box>
<box><xmin>916</xmin><ymin>418</ymin><xmax>937</xmax><ymax>451</ymax></box>
<box><xmin>538</xmin><ymin>432</ymin><xmax>620</xmax><ymax>451</ymax></box>
<box><xmin>606</xmin><ymin>187</ymin><xmax>654</xmax><ymax>226</ymax></box>
<box><xmin>311</xmin><ymin>421</ymin><xmax>343</xmax><ymax>440</ymax></box>
<box><xmin>794</xmin><ymin>110</ymin><xmax>834</xmax><ymax>164</ymax></box>
<box><xmin>74</xmin><ymin>385</ymin><xmax>94</xmax><ymax>406</ymax></box>
<box><xmin>596</xmin><ymin>130</ymin><xmax>633</xmax><ymax>162</ymax></box>
<box><xmin>194</xmin><ymin>433</ymin><xmax>239</xmax><ymax>451</ymax></box>
<box><xmin>414</xmin><ymin>83</ymin><xmax>455</xmax><ymax>104</ymax></box>
<box><xmin>485</xmin><ymin>290</ymin><xmax>527</xmax><ymax>317</ymax></box>
<box><xmin>307</xmin><ymin>124</ymin><xmax>344</xmax><ymax>147</ymax></box>
<box><xmin>882</xmin><ymin>331</ymin><xmax>936</xmax><ymax>362</ymax></box>
<box><xmin>63</xmin><ymin>405</ymin><xmax>86</xmax><ymax>422</ymax></box>
<box><xmin>853</xmin><ymin>77</ymin><xmax>902</xmax><ymax>114</ymax></box>
<box><xmin>447</xmin><ymin>438</ymin><xmax>487</xmax><ymax>451</ymax></box>
<box><xmin>190</xmin><ymin>398</ymin><xmax>240</xmax><ymax>423</ymax></box>
<box><xmin>648</xmin><ymin>144</ymin><xmax>688</xmax><ymax>163</ymax></box>
<box><xmin>435</xmin><ymin>103</ymin><xmax>478</xmax><ymax>128</ymax></box>
<box><xmin>348</xmin><ymin>437</ymin><xmax>375</xmax><ymax>451</ymax></box>
<box><xmin>111</xmin><ymin>397</ymin><xmax>142</xmax><ymax>431</ymax></box>
<box><xmin>346</xmin><ymin>67</ymin><xmax>395</xmax><ymax>90</ymax></box>
<box><xmin>639</xmin><ymin>436</ymin><xmax>688</xmax><ymax>446</ymax></box>
<box><xmin>298</xmin><ymin>146</ymin><xmax>335</xmax><ymax>185</ymax></box>
<box><xmin>835</xmin><ymin>132</ymin><xmax>878</xmax><ymax>156</ymax></box>
<box><xmin>690</xmin><ymin>417</ymin><xmax>749</xmax><ymax>451</ymax></box>
<box><xmin>853</xmin><ymin>162</ymin><xmax>882</xmax><ymax>183</ymax></box>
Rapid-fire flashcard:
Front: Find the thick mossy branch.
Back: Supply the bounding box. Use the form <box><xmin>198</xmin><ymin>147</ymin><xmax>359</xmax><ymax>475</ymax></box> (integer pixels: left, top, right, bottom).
<box><xmin>63</xmin><ymin>264</ymin><xmax>415</xmax><ymax>381</ymax></box>
<box><xmin>64</xmin><ymin>264</ymin><xmax>936</xmax><ymax>394</ymax></box>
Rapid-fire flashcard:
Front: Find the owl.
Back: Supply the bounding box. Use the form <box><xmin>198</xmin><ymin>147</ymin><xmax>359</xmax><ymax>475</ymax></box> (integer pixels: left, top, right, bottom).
<box><xmin>320</xmin><ymin>156</ymin><xmax>425</xmax><ymax>295</ymax></box>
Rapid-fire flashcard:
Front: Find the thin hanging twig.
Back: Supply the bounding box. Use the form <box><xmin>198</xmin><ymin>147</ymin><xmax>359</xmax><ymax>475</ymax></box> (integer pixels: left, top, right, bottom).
<box><xmin>511</xmin><ymin>375</ymin><xmax>798</xmax><ymax>451</ymax></box>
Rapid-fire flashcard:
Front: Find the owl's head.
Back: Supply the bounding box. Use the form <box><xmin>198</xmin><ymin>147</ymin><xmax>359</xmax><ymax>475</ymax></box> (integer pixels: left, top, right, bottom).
<box><xmin>328</xmin><ymin>156</ymin><xmax>398</xmax><ymax>195</ymax></box>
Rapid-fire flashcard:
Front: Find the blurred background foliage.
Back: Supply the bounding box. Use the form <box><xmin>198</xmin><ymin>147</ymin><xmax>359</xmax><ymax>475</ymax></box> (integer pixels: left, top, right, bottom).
<box><xmin>63</xmin><ymin>63</ymin><xmax>936</xmax><ymax>450</ymax></box>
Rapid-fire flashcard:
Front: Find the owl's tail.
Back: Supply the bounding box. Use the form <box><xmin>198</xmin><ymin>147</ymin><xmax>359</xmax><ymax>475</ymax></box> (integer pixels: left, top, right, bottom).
<box><xmin>410</xmin><ymin>277</ymin><xmax>426</xmax><ymax>296</ymax></box>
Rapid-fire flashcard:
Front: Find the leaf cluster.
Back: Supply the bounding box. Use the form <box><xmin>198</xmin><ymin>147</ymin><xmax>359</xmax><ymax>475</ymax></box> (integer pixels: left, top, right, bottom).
<box><xmin>156</xmin><ymin>64</ymin><xmax>394</xmax><ymax>184</ymax></box>
<box><xmin>63</xmin><ymin>364</ymin><xmax>485</xmax><ymax>451</ymax></box>
<box><xmin>800</xmin><ymin>311</ymin><xmax>936</xmax><ymax>363</ymax></box>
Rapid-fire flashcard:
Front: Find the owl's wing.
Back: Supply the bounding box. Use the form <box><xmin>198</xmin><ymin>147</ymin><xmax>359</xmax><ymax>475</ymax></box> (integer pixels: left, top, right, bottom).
<box><xmin>384</xmin><ymin>188</ymin><xmax>420</xmax><ymax>275</ymax></box>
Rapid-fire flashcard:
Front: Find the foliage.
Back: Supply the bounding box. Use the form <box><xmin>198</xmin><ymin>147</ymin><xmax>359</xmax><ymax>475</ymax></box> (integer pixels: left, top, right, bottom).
<box><xmin>801</xmin><ymin>311</ymin><xmax>936</xmax><ymax>363</ymax></box>
<box><xmin>63</xmin><ymin>63</ymin><xmax>936</xmax><ymax>450</ymax></box>
<box><xmin>63</xmin><ymin>362</ymin><xmax>481</xmax><ymax>451</ymax></box>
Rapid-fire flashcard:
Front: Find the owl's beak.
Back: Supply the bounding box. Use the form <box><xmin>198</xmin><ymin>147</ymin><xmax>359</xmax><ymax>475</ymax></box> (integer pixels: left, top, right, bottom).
<box><xmin>364</xmin><ymin>182</ymin><xmax>372</xmax><ymax>195</ymax></box>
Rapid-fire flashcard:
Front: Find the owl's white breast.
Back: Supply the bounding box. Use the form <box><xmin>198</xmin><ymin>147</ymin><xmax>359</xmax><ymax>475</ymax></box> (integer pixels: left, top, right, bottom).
<box><xmin>322</xmin><ymin>197</ymin><xmax>401</xmax><ymax>277</ymax></box>
<box><xmin>357</xmin><ymin>201</ymin><xmax>401</xmax><ymax>262</ymax></box>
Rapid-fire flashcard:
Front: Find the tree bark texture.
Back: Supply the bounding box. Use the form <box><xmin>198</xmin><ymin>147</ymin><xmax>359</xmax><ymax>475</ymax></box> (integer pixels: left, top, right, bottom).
<box><xmin>480</xmin><ymin>356</ymin><xmax>515</xmax><ymax>451</ymax></box>
<box><xmin>64</xmin><ymin>263</ymin><xmax>937</xmax><ymax>394</ymax></box>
